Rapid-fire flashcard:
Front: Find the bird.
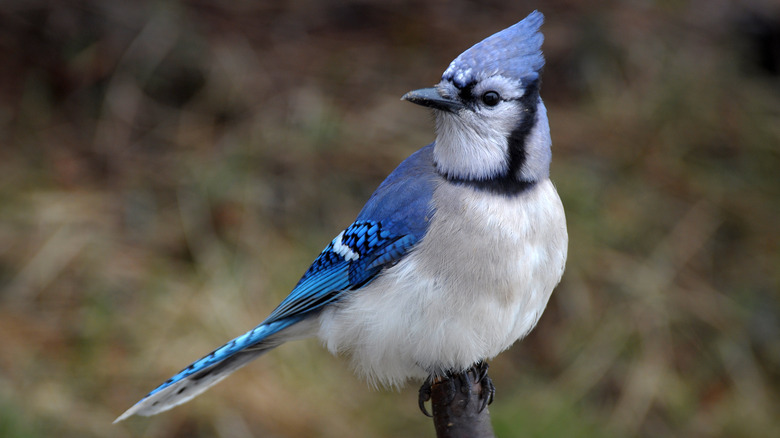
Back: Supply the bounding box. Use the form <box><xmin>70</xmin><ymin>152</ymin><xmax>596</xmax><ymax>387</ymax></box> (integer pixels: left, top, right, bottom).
<box><xmin>115</xmin><ymin>10</ymin><xmax>567</xmax><ymax>422</ymax></box>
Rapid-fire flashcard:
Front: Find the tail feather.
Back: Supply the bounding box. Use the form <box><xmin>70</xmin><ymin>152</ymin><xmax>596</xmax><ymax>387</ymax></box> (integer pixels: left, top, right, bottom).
<box><xmin>115</xmin><ymin>315</ymin><xmax>315</xmax><ymax>422</ymax></box>
<box><xmin>114</xmin><ymin>348</ymin><xmax>265</xmax><ymax>422</ymax></box>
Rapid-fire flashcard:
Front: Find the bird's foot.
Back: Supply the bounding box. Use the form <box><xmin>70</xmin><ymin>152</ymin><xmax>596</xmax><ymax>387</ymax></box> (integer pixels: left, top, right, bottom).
<box><xmin>417</xmin><ymin>361</ymin><xmax>495</xmax><ymax>416</ymax></box>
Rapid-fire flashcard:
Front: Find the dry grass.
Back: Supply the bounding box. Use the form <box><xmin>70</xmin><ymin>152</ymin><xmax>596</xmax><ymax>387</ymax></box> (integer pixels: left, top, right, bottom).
<box><xmin>1</xmin><ymin>1</ymin><xmax>778</xmax><ymax>437</ymax></box>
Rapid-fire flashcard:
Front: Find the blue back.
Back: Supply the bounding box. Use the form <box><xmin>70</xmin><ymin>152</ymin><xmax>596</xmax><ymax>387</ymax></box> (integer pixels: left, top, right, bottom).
<box><xmin>357</xmin><ymin>144</ymin><xmax>438</xmax><ymax>239</ymax></box>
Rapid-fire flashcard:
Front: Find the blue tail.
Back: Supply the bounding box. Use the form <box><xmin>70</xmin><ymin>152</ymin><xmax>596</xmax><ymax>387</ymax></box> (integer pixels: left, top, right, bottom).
<box><xmin>115</xmin><ymin>315</ymin><xmax>312</xmax><ymax>422</ymax></box>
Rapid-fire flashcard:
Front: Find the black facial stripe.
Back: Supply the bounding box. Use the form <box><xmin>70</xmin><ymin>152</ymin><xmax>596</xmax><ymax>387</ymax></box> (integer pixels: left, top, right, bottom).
<box><xmin>439</xmin><ymin>78</ymin><xmax>541</xmax><ymax>197</ymax></box>
<box><xmin>506</xmin><ymin>79</ymin><xmax>540</xmax><ymax>178</ymax></box>
<box><xmin>456</xmin><ymin>81</ymin><xmax>477</xmax><ymax>98</ymax></box>
<box><xmin>455</xmin><ymin>78</ymin><xmax>529</xmax><ymax>106</ymax></box>
<box><xmin>456</xmin><ymin>82</ymin><xmax>478</xmax><ymax>109</ymax></box>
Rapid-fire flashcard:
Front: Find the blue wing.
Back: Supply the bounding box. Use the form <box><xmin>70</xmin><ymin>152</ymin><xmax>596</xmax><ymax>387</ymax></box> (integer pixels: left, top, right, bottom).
<box><xmin>266</xmin><ymin>143</ymin><xmax>439</xmax><ymax>322</ymax></box>
<box><xmin>116</xmin><ymin>144</ymin><xmax>440</xmax><ymax>421</ymax></box>
<box><xmin>265</xmin><ymin>220</ymin><xmax>418</xmax><ymax>322</ymax></box>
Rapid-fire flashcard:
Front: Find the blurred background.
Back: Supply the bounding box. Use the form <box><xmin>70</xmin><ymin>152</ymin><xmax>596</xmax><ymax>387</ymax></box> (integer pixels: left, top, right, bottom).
<box><xmin>1</xmin><ymin>0</ymin><xmax>778</xmax><ymax>437</ymax></box>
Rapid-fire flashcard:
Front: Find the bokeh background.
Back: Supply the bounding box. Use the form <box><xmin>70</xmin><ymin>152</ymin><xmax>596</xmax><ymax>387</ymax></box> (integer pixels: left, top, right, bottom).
<box><xmin>1</xmin><ymin>0</ymin><xmax>778</xmax><ymax>437</ymax></box>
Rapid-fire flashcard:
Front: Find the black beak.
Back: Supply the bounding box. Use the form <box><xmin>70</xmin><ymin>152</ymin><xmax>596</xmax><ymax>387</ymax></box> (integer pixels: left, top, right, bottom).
<box><xmin>401</xmin><ymin>87</ymin><xmax>464</xmax><ymax>113</ymax></box>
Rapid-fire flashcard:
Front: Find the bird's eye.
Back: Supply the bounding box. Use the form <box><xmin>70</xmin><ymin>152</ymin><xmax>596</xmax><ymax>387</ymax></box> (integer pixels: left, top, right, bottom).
<box><xmin>481</xmin><ymin>91</ymin><xmax>500</xmax><ymax>106</ymax></box>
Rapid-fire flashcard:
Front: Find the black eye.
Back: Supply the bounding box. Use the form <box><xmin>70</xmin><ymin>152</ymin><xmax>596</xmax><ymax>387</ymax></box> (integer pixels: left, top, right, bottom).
<box><xmin>481</xmin><ymin>91</ymin><xmax>500</xmax><ymax>106</ymax></box>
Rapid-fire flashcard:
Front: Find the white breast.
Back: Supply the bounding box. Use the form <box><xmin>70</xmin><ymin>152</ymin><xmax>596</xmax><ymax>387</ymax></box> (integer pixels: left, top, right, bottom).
<box><xmin>318</xmin><ymin>179</ymin><xmax>568</xmax><ymax>388</ymax></box>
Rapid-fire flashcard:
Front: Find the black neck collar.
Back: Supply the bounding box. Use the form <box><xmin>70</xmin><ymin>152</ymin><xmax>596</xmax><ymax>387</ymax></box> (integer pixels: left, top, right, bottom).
<box><xmin>437</xmin><ymin>166</ymin><xmax>537</xmax><ymax>196</ymax></box>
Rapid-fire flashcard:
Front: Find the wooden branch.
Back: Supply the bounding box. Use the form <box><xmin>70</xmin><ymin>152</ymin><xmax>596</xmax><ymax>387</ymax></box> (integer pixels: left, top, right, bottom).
<box><xmin>430</xmin><ymin>370</ymin><xmax>496</xmax><ymax>438</ymax></box>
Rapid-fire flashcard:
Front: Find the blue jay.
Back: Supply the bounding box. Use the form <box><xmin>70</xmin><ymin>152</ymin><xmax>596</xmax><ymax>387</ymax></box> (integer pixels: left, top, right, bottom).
<box><xmin>116</xmin><ymin>10</ymin><xmax>567</xmax><ymax>422</ymax></box>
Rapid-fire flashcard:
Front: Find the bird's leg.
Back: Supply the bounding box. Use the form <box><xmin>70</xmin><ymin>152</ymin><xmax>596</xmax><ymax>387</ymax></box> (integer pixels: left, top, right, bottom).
<box><xmin>417</xmin><ymin>361</ymin><xmax>495</xmax><ymax>416</ymax></box>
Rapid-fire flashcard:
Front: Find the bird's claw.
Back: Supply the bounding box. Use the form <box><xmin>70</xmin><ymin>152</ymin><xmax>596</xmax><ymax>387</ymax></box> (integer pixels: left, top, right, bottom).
<box><xmin>474</xmin><ymin>361</ymin><xmax>495</xmax><ymax>412</ymax></box>
<box><xmin>418</xmin><ymin>375</ymin><xmax>434</xmax><ymax>417</ymax></box>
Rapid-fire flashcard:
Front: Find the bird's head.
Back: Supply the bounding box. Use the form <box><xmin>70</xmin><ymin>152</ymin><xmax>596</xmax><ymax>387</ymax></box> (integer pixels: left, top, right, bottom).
<box><xmin>403</xmin><ymin>11</ymin><xmax>551</xmax><ymax>194</ymax></box>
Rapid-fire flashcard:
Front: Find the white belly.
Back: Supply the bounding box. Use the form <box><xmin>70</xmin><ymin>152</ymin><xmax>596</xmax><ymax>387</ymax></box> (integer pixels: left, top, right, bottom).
<box><xmin>318</xmin><ymin>179</ymin><xmax>568</xmax><ymax>387</ymax></box>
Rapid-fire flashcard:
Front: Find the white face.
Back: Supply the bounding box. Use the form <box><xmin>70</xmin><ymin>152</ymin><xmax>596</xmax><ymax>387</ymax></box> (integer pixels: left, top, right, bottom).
<box><xmin>432</xmin><ymin>75</ymin><xmax>551</xmax><ymax>184</ymax></box>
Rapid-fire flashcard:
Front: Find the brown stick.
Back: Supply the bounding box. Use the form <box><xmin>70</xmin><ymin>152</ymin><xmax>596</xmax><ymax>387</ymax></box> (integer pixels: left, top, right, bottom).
<box><xmin>430</xmin><ymin>370</ymin><xmax>496</xmax><ymax>438</ymax></box>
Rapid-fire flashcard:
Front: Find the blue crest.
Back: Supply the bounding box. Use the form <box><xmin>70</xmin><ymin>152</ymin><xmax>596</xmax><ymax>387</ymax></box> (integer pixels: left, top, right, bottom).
<box><xmin>442</xmin><ymin>11</ymin><xmax>545</xmax><ymax>88</ymax></box>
